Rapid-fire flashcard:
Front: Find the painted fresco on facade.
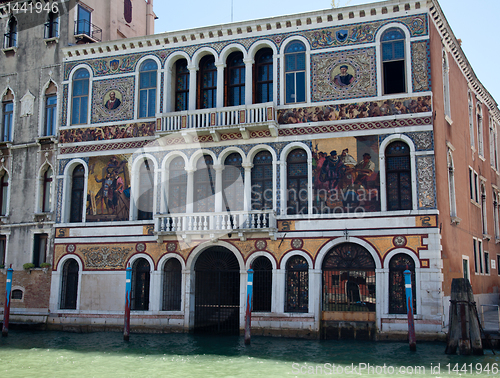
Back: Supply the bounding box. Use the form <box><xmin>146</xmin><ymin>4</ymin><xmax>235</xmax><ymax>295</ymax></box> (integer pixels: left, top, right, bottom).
<box><xmin>59</xmin><ymin>121</ymin><xmax>155</xmax><ymax>143</ymax></box>
<box><xmin>91</xmin><ymin>76</ymin><xmax>135</xmax><ymax>123</ymax></box>
<box><xmin>278</xmin><ymin>95</ymin><xmax>431</xmax><ymax>124</ymax></box>
<box><xmin>312</xmin><ymin>136</ymin><xmax>380</xmax><ymax>214</ymax></box>
<box><xmin>86</xmin><ymin>155</ymin><xmax>131</xmax><ymax>222</ymax></box>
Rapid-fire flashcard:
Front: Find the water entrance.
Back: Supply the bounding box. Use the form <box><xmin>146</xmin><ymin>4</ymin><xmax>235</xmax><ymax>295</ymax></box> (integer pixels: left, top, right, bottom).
<box><xmin>194</xmin><ymin>247</ymin><xmax>240</xmax><ymax>334</ymax></box>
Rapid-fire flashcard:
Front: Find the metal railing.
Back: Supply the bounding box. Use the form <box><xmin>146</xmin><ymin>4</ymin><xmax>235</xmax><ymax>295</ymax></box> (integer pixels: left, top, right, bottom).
<box><xmin>159</xmin><ymin>102</ymin><xmax>275</xmax><ymax>132</ymax></box>
<box><xmin>74</xmin><ymin>20</ymin><xmax>102</xmax><ymax>42</ymax></box>
<box><xmin>156</xmin><ymin>210</ymin><xmax>276</xmax><ymax>233</ymax></box>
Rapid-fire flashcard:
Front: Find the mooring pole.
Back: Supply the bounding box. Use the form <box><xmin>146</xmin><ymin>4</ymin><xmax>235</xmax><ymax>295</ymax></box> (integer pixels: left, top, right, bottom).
<box><xmin>244</xmin><ymin>268</ymin><xmax>254</xmax><ymax>345</ymax></box>
<box><xmin>123</xmin><ymin>264</ymin><xmax>132</xmax><ymax>341</ymax></box>
<box><xmin>404</xmin><ymin>269</ymin><xmax>416</xmax><ymax>351</ymax></box>
<box><xmin>2</xmin><ymin>265</ymin><xmax>13</xmax><ymax>337</ymax></box>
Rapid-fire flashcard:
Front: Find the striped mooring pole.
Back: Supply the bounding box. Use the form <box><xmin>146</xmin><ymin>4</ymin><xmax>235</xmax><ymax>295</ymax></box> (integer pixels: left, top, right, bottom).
<box><xmin>123</xmin><ymin>264</ymin><xmax>132</xmax><ymax>341</ymax></box>
<box><xmin>404</xmin><ymin>269</ymin><xmax>416</xmax><ymax>351</ymax></box>
<box><xmin>244</xmin><ymin>268</ymin><xmax>254</xmax><ymax>345</ymax></box>
<box><xmin>2</xmin><ymin>265</ymin><xmax>13</xmax><ymax>337</ymax></box>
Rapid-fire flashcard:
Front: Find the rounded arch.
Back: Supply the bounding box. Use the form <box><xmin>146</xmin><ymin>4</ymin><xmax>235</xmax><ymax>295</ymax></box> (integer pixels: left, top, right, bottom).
<box><xmin>219</xmin><ymin>43</ymin><xmax>248</xmax><ymax>64</ymax></box>
<box><xmin>126</xmin><ymin>252</ymin><xmax>155</xmax><ymax>272</ymax></box>
<box><xmin>248</xmin><ymin>40</ymin><xmax>278</xmax><ymax>60</ymax></box>
<box><xmin>135</xmin><ymin>55</ymin><xmax>162</xmax><ymax>73</ymax></box>
<box><xmin>189</xmin><ymin>149</ymin><xmax>217</xmax><ymax>169</ymax></box>
<box><xmin>383</xmin><ymin>248</ymin><xmax>420</xmax><ymax>269</ymax></box>
<box><xmin>158</xmin><ymin>253</ymin><xmax>186</xmax><ymax>271</ymax></box>
<box><xmin>379</xmin><ymin>134</ymin><xmax>415</xmax><ymax>156</ymax></box>
<box><xmin>247</xmin><ymin>144</ymin><xmax>277</xmax><ymax>164</ymax></box>
<box><xmin>67</xmin><ymin>64</ymin><xmax>93</xmax><ymax>81</ymax></box>
<box><xmin>61</xmin><ymin>159</ymin><xmax>88</xmax><ymax>223</ymax></box>
<box><xmin>191</xmin><ymin>47</ymin><xmax>218</xmax><ymax>69</ymax></box>
<box><xmin>315</xmin><ymin>237</ymin><xmax>382</xmax><ymax>270</ymax></box>
<box><xmin>218</xmin><ymin>146</ymin><xmax>247</xmax><ymax>166</ymax></box>
<box><xmin>160</xmin><ymin>151</ymin><xmax>189</xmax><ymax>172</ymax></box>
<box><xmin>279</xmin><ymin>35</ymin><xmax>311</xmax><ymax>55</ymax></box>
<box><xmin>164</xmin><ymin>51</ymin><xmax>191</xmax><ymax>71</ymax></box>
<box><xmin>279</xmin><ymin>141</ymin><xmax>312</xmax><ymax>162</ymax></box>
<box><xmin>56</xmin><ymin>253</ymin><xmax>84</xmax><ymax>272</ymax></box>
<box><xmin>130</xmin><ymin>153</ymin><xmax>158</xmax><ymax>174</ymax></box>
<box><xmin>245</xmin><ymin>251</ymin><xmax>277</xmax><ymax>270</ymax></box>
<box><xmin>186</xmin><ymin>240</ymin><xmax>245</xmax><ymax>271</ymax></box>
<box><xmin>375</xmin><ymin>22</ymin><xmax>411</xmax><ymax>44</ymax></box>
<box><xmin>280</xmin><ymin>250</ymin><xmax>313</xmax><ymax>270</ymax></box>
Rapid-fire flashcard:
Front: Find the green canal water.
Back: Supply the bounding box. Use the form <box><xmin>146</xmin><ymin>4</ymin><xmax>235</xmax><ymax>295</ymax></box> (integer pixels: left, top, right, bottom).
<box><xmin>1</xmin><ymin>331</ymin><xmax>499</xmax><ymax>377</ymax></box>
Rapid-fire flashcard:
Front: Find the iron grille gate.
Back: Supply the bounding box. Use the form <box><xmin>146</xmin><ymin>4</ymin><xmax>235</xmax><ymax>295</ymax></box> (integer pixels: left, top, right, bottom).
<box><xmin>194</xmin><ymin>248</ymin><xmax>240</xmax><ymax>334</ymax></box>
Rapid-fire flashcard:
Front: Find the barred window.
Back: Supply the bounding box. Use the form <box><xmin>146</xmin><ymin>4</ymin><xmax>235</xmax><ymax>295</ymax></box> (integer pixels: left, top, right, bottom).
<box><xmin>285</xmin><ymin>256</ymin><xmax>308</xmax><ymax>313</ymax></box>
<box><xmin>60</xmin><ymin>259</ymin><xmax>79</xmax><ymax>309</ymax></box>
<box><xmin>252</xmin><ymin>256</ymin><xmax>272</xmax><ymax>312</ymax></box>
<box><xmin>131</xmin><ymin>258</ymin><xmax>150</xmax><ymax>311</ymax></box>
<box><xmin>389</xmin><ymin>254</ymin><xmax>416</xmax><ymax>314</ymax></box>
<box><xmin>162</xmin><ymin>259</ymin><xmax>182</xmax><ymax>311</ymax></box>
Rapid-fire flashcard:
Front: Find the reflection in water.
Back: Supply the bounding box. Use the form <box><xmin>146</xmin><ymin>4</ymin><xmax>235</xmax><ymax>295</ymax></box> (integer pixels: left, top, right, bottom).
<box><xmin>0</xmin><ymin>331</ymin><xmax>498</xmax><ymax>377</ymax></box>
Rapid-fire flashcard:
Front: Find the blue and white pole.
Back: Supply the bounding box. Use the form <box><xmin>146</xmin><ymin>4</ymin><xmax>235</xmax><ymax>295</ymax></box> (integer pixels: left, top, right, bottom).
<box><xmin>404</xmin><ymin>269</ymin><xmax>416</xmax><ymax>351</ymax></box>
<box><xmin>2</xmin><ymin>265</ymin><xmax>13</xmax><ymax>337</ymax></box>
<box><xmin>124</xmin><ymin>264</ymin><xmax>132</xmax><ymax>341</ymax></box>
<box><xmin>244</xmin><ymin>268</ymin><xmax>254</xmax><ymax>345</ymax></box>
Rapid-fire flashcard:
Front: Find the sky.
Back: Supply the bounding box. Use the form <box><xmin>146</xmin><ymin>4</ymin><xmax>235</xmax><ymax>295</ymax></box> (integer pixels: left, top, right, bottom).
<box><xmin>153</xmin><ymin>0</ymin><xmax>500</xmax><ymax>106</ymax></box>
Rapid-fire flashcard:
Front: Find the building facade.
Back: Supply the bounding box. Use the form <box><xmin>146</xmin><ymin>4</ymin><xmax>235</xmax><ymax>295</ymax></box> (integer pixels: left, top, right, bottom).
<box><xmin>0</xmin><ymin>0</ymin><xmax>154</xmax><ymax>325</ymax></box>
<box><xmin>3</xmin><ymin>0</ymin><xmax>499</xmax><ymax>339</ymax></box>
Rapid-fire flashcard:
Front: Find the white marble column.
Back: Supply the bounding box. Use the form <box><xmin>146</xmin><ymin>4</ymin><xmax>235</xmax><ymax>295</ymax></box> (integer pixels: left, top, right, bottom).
<box><xmin>215</xmin><ymin>63</ymin><xmax>225</xmax><ymax>109</ymax></box>
<box><xmin>214</xmin><ymin>164</ymin><xmax>224</xmax><ymax>212</ymax></box>
<box><xmin>243</xmin><ymin>58</ymin><xmax>254</xmax><ymax>105</ymax></box>
<box><xmin>187</xmin><ymin>65</ymin><xmax>197</xmax><ymax>111</ymax></box>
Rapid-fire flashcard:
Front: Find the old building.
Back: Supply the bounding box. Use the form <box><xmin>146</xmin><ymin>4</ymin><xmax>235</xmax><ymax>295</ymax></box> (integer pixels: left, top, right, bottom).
<box><xmin>4</xmin><ymin>0</ymin><xmax>498</xmax><ymax>339</ymax></box>
<box><xmin>0</xmin><ymin>0</ymin><xmax>155</xmax><ymax>325</ymax></box>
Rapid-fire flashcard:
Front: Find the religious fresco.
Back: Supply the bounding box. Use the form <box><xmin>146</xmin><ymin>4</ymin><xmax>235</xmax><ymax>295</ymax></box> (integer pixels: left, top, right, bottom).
<box><xmin>312</xmin><ymin>136</ymin><xmax>380</xmax><ymax>214</ymax></box>
<box><xmin>86</xmin><ymin>155</ymin><xmax>131</xmax><ymax>222</ymax></box>
<box><xmin>91</xmin><ymin>77</ymin><xmax>135</xmax><ymax>123</ymax></box>
<box><xmin>277</xmin><ymin>95</ymin><xmax>431</xmax><ymax>124</ymax></box>
<box><xmin>59</xmin><ymin>121</ymin><xmax>155</xmax><ymax>143</ymax></box>
<box><xmin>311</xmin><ymin>47</ymin><xmax>376</xmax><ymax>101</ymax></box>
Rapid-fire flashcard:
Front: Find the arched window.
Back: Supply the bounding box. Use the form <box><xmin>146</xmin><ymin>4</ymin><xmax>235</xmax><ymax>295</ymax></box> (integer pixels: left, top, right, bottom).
<box><xmin>287</xmin><ymin>149</ymin><xmax>308</xmax><ymax>215</ymax></box>
<box><xmin>168</xmin><ymin>156</ymin><xmax>187</xmax><ymax>214</ymax></box>
<box><xmin>71</xmin><ymin>68</ymin><xmax>90</xmax><ymax>125</ymax></box>
<box><xmin>285</xmin><ymin>255</ymin><xmax>308</xmax><ymax>313</ymax></box>
<box><xmin>381</xmin><ymin>28</ymin><xmax>406</xmax><ymax>95</ymax></box>
<box><xmin>194</xmin><ymin>155</ymin><xmax>215</xmax><ymax>212</ymax></box>
<box><xmin>442</xmin><ymin>50</ymin><xmax>451</xmax><ymax>118</ymax></box>
<box><xmin>137</xmin><ymin>159</ymin><xmax>154</xmax><ymax>220</ymax></box>
<box><xmin>251</xmin><ymin>150</ymin><xmax>273</xmax><ymax>210</ymax></box>
<box><xmin>124</xmin><ymin>0</ymin><xmax>133</xmax><ymax>23</ymax></box>
<box><xmin>322</xmin><ymin>243</ymin><xmax>376</xmax><ymax>312</ymax></box>
<box><xmin>42</xmin><ymin>167</ymin><xmax>53</xmax><ymax>212</ymax></box>
<box><xmin>481</xmin><ymin>183</ymin><xmax>487</xmax><ymax>235</ymax></box>
<box><xmin>198</xmin><ymin>56</ymin><xmax>217</xmax><ymax>109</ymax></box>
<box><xmin>226</xmin><ymin>51</ymin><xmax>245</xmax><ymax>106</ymax></box>
<box><xmin>44</xmin><ymin>82</ymin><xmax>57</xmax><ymax>136</ymax></box>
<box><xmin>222</xmin><ymin>153</ymin><xmax>244</xmax><ymax>212</ymax></box>
<box><xmin>468</xmin><ymin>92</ymin><xmax>474</xmax><ymax>148</ymax></box>
<box><xmin>389</xmin><ymin>254</ymin><xmax>416</xmax><ymax>314</ymax></box>
<box><xmin>162</xmin><ymin>259</ymin><xmax>182</xmax><ymax>311</ymax></box>
<box><xmin>45</xmin><ymin>9</ymin><xmax>59</xmax><ymax>39</ymax></box>
<box><xmin>385</xmin><ymin>141</ymin><xmax>412</xmax><ymax>211</ymax></box>
<box><xmin>284</xmin><ymin>41</ymin><xmax>306</xmax><ymax>104</ymax></box>
<box><xmin>60</xmin><ymin>259</ymin><xmax>79</xmax><ymax>309</ymax></box>
<box><xmin>139</xmin><ymin>59</ymin><xmax>158</xmax><ymax>118</ymax></box>
<box><xmin>2</xmin><ymin>89</ymin><xmax>14</xmax><ymax>142</ymax></box>
<box><xmin>254</xmin><ymin>48</ymin><xmax>273</xmax><ymax>103</ymax></box>
<box><xmin>477</xmin><ymin>104</ymin><xmax>483</xmax><ymax>156</ymax></box>
<box><xmin>447</xmin><ymin>151</ymin><xmax>456</xmax><ymax>218</ymax></box>
<box><xmin>0</xmin><ymin>172</ymin><xmax>8</xmax><ymax>216</ymax></box>
<box><xmin>70</xmin><ymin>165</ymin><xmax>85</xmax><ymax>222</ymax></box>
<box><xmin>131</xmin><ymin>258</ymin><xmax>150</xmax><ymax>311</ymax></box>
<box><xmin>175</xmin><ymin>59</ymin><xmax>189</xmax><ymax>112</ymax></box>
<box><xmin>252</xmin><ymin>256</ymin><xmax>272</xmax><ymax>312</ymax></box>
<box><xmin>4</xmin><ymin>17</ymin><xmax>17</xmax><ymax>48</ymax></box>
<box><xmin>0</xmin><ymin>236</ymin><xmax>5</xmax><ymax>266</ymax></box>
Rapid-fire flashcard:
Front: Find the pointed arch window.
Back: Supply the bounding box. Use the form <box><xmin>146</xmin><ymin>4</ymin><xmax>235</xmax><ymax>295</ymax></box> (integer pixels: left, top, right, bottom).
<box><xmin>175</xmin><ymin>59</ymin><xmax>189</xmax><ymax>112</ymax></box>
<box><xmin>131</xmin><ymin>258</ymin><xmax>150</xmax><ymax>311</ymax></box>
<box><xmin>385</xmin><ymin>141</ymin><xmax>412</xmax><ymax>211</ymax></box>
<box><xmin>222</xmin><ymin>153</ymin><xmax>244</xmax><ymax>212</ymax></box>
<box><xmin>168</xmin><ymin>157</ymin><xmax>187</xmax><ymax>213</ymax></box>
<box><xmin>381</xmin><ymin>28</ymin><xmax>406</xmax><ymax>94</ymax></box>
<box><xmin>287</xmin><ymin>149</ymin><xmax>308</xmax><ymax>215</ymax></box>
<box><xmin>137</xmin><ymin>159</ymin><xmax>154</xmax><ymax>220</ymax></box>
<box><xmin>162</xmin><ymin>259</ymin><xmax>182</xmax><ymax>311</ymax></box>
<box><xmin>284</xmin><ymin>41</ymin><xmax>306</xmax><ymax>104</ymax></box>
<box><xmin>4</xmin><ymin>16</ymin><xmax>17</xmax><ymax>48</ymax></box>
<box><xmin>44</xmin><ymin>9</ymin><xmax>59</xmax><ymax>39</ymax></box>
<box><xmin>389</xmin><ymin>253</ymin><xmax>416</xmax><ymax>314</ymax></box>
<box><xmin>447</xmin><ymin>150</ymin><xmax>456</xmax><ymax>218</ymax></box>
<box><xmin>70</xmin><ymin>164</ymin><xmax>85</xmax><ymax>223</ymax></box>
<box><xmin>477</xmin><ymin>104</ymin><xmax>484</xmax><ymax>156</ymax></box>
<box><xmin>443</xmin><ymin>50</ymin><xmax>451</xmax><ymax>119</ymax></box>
<box><xmin>468</xmin><ymin>92</ymin><xmax>475</xmax><ymax>148</ymax></box>
<box><xmin>42</xmin><ymin>167</ymin><xmax>53</xmax><ymax>212</ymax></box>
<box><xmin>198</xmin><ymin>56</ymin><xmax>217</xmax><ymax>109</ymax></box>
<box><xmin>194</xmin><ymin>155</ymin><xmax>215</xmax><ymax>212</ymax></box>
<box><xmin>0</xmin><ymin>172</ymin><xmax>8</xmax><ymax>216</ymax></box>
<box><xmin>254</xmin><ymin>48</ymin><xmax>273</xmax><ymax>103</ymax></box>
<box><xmin>60</xmin><ymin>259</ymin><xmax>79</xmax><ymax>309</ymax></box>
<box><xmin>285</xmin><ymin>255</ymin><xmax>308</xmax><ymax>313</ymax></box>
<box><xmin>44</xmin><ymin>82</ymin><xmax>57</xmax><ymax>136</ymax></box>
<box><xmin>226</xmin><ymin>52</ymin><xmax>245</xmax><ymax>106</ymax></box>
<box><xmin>71</xmin><ymin>69</ymin><xmax>90</xmax><ymax>125</ymax></box>
<box><xmin>2</xmin><ymin>90</ymin><xmax>13</xmax><ymax>142</ymax></box>
<box><xmin>252</xmin><ymin>256</ymin><xmax>272</xmax><ymax>312</ymax></box>
<box><xmin>251</xmin><ymin>150</ymin><xmax>273</xmax><ymax>210</ymax></box>
<box><xmin>139</xmin><ymin>60</ymin><xmax>158</xmax><ymax>118</ymax></box>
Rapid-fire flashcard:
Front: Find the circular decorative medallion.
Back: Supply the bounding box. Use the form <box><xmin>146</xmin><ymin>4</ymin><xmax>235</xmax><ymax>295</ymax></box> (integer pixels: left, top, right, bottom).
<box><xmin>167</xmin><ymin>242</ymin><xmax>177</xmax><ymax>252</ymax></box>
<box><xmin>66</xmin><ymin>244</ymin><xmax>76</xmax><ymax>253</ymax></box>
<box><xmin>393</xmin><ymin>236</ymin><xmax>407</xmax><ymax>247</ymax></box>
<box><xmin>291</xmin><ymin>238</ymin><xmax>304</xmax><ymax>249</ymax></box>
<box><xmin>135</xmin><ymin>243</ymin><xmax>146</xmax><ymax>253</ymax></box>
<box><xmin>255</xmin><ymin>240</ymin><xmax>267</xmax><ymax>250</ymax></box>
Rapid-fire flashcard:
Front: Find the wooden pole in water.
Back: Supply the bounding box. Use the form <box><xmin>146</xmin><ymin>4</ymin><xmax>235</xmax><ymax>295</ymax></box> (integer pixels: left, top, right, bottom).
<box><xmin>244</xmin><ymin>268</ymin><xmax>254</xmax><ymax>345</ymax></box>
<box><xmin>2</xmin><ymin>265</ymin><xmax>13</xmax><ymax>337</ymax></box>
<box><xmin>123</xmin><ymin>264</ymin><xmax>132</xmax><ymax>341</ymax></box>
<box><xmin>404</xmin><ymin>269</ymin><xmax>416</xmax><ymax>351</ymax></box>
